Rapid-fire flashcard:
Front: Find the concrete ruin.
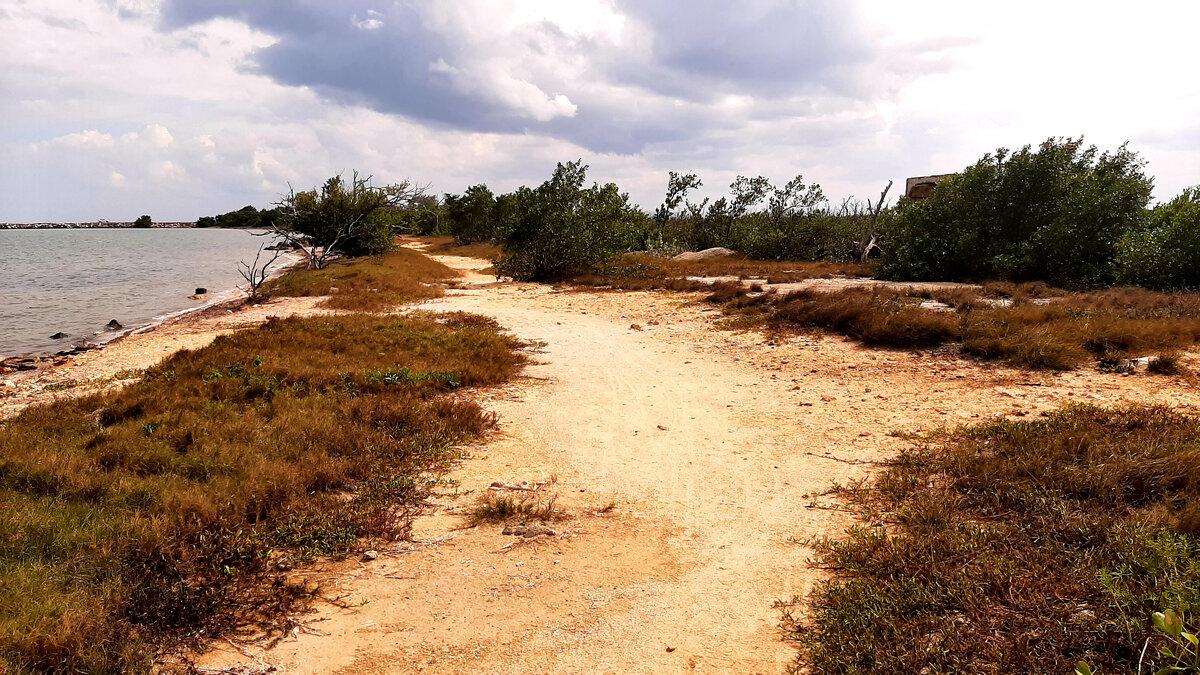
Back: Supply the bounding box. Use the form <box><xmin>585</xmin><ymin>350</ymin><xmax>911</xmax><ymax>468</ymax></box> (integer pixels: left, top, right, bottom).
<box><xmin>905</xmin><ymin>174</ymin><xmax>954</xmax><ymax>200</ymax></box>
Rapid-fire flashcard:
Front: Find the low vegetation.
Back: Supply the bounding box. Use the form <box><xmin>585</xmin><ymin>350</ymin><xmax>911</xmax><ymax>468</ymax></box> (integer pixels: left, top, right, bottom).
<box><xmin>794</xmin><ymin>404</ymin><xmax>1200</xmax><ymax>674</ymax></box>
<box><xmin>0</xmin><ymin>310</ymin><xmax>525</xmax><ymax>672</ymax></box>
<box><xmin>468</xmin><ymin>493</ymin><xmax>563</xmax><ymax>526</ymax></box>
<box><xmin>266</xmin><ymin>245</ymin><xmax>455</xmax><ymax>311</ymax></box>
<box><xmin>416</xmin><ymin>235</ymin><xmax>502</xmax><ymax>261</ymax></box>
<box><xmin>715</xmin><ymin>284</ymin><xmax>1200</xmax><ymax>370</ymax></box>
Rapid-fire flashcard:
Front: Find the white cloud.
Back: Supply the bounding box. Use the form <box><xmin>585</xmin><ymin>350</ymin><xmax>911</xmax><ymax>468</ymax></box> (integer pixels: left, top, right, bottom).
<box><xmin>1</xmin><ymin>0</ymin><xmax>1198</xmax><ymax>223</ymax></box>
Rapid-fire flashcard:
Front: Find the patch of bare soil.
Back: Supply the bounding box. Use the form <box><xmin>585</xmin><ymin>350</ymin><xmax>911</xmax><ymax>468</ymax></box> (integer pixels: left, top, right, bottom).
<box><xmin>194</xmin><ymin>253</ymin><xmax>1200</xmax><ymax>674</ymax></box>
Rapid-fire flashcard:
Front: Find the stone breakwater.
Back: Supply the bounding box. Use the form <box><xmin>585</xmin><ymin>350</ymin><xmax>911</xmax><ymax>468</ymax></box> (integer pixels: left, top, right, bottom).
<box><xmin>0</xmin><ymin>222</ymin><xmax>195</xmax><ymax>229</ymax></box>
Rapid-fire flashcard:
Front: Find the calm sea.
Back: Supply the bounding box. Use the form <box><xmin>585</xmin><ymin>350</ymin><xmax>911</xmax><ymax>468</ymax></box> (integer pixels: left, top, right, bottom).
<box><xmin>0</xmin><ymin>228</ymin><xmax>279</xmax><ymax>357</ymax></box>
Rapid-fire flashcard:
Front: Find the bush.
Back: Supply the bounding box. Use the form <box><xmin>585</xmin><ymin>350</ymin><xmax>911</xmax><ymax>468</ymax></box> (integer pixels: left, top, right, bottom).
<box><xmin>493</xmin><ymin>161</ymin><xmax>645</xmax><ymax>280</ymax></box>
<box><xmin>880</xmin><ymin>137</ymin><xmax>1153</xmax><ymax>288</ymax></box>
<box><xmin>1118</xmin><ymin>186</ymin><xmax>1200</xmax><ymax>290</ymax></box>
<box><xmin>133</xmin><ymin>215</ymin><xmax>151</xmax><ymax>228</ymax></box>
<box><xmin>277</xmin><ymin>172</ymin><xmax>425</xmax><ymax>261</ymax></box>
<box><xmin>651</xmin><ymin>172</ymin><xmax>877</xmax><ymax>262</ymax></box>
<box><xmin>444</xmin><ymin>184</ymin><xmax>499</xmax><ymax>244</ymax></box>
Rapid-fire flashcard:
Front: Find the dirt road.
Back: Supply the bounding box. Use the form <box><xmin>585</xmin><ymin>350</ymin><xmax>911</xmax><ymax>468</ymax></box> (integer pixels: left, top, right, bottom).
<box><xmin>188</xmin><ymin>252</ymin><xmax>1200</xmax><ymax>674</ymax></box>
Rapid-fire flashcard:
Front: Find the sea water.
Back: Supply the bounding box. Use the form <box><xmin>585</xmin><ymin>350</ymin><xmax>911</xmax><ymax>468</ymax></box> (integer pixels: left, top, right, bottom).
<box><xmin>0</xmin><ymin>228</ymin><xmax>279</xmax><ymax>356</ymax></box>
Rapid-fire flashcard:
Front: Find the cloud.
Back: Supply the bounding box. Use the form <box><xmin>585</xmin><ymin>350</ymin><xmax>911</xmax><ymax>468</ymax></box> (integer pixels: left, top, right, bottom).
<box><xmin>2</xmin><ymin>0</ymin><xmax>1199</xmax><ymax>223</ymax></box>
<box><xmin>155</xmin><ymin>0</ymin><xmax>945</xmax><ymax>155</ymax></box>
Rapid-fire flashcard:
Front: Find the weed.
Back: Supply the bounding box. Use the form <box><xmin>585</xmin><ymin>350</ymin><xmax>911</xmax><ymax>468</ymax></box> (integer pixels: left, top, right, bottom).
<box><xmin>468</xmin><ymin>493</ymin><xmax>563</xmax><ymax>526</ymax></box>
<box><xmin>795</xmin><ymin>404</ymin><xmax>1200</xmax><ymax>673</ymax></box>
<box><xmin>717</xmin><ymin>286</ymin><xmax>1200</xmax><ymax>370</ymax></box>
<box><xmin>0</xmin><ymin>311</ymin><xmax>524</xmax><ymax>671</ymax></box>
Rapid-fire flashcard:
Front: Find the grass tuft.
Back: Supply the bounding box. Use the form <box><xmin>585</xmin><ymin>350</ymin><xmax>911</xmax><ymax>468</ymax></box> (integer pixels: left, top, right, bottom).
<box><xmin>468</xmin><ymin>493</ymin><xmax>563</xmax><ymax>526</ymax></box>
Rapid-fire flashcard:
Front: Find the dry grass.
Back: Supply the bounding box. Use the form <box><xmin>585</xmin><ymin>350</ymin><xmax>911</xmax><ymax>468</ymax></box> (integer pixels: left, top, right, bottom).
<box><xmin>795</xmin><ymin>404</ymin><xmax>1200</xmax><ymax>673</ymax></box>
<box><xmin>267</xmin><ymin>246</ymin><xmax>456</xmax><ymax>312</ymax></box>
<box><xmin>567</xmin><ymin>252</ymin><xmax>870</xmax><ymax>291</ymax></box>
<box><xmin>467</xmin><ymin>493</ymin><xmax>563</xmax><ymax>526</ymax></box>
<box><xmin>413</xmin><ymin>236</ymin><xmax>503</xmax><ymax>261</ymax></box>
<box><xmin>0</xmin><ymin>311</ymin><xmax>525</xmax><ymax>672</ymax></box>
<box><xmin>718</xmin><ymin>286</ymin><xmax>1200</xmax><ymax>370</ymax></box>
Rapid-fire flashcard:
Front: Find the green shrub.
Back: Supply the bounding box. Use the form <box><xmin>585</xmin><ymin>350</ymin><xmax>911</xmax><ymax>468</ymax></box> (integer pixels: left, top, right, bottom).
<box><xmin>1118</xmin><ymin>186</ymin><xmax>1200</xmax><ymax>290</ymax></box>
<box><xmin>444</xmin><ymin>184</ymin><xmax>499</xmax><ymax>244</ymax></box>
<box><xmin>278</xmin><ymin>172</ymin><xmax>424</xmax><ymax>259</ymax></box>
<box><xmin>493</xmin><ymin>160</ymin><xmax>645</xmax><ymax>280</ymax></box>
<box><xmin>133</xmin><ymin>215</ymin><xmax>151</xmax><ymax>228</ymax></box>
<box><xmin>651</xmin><ymin>172</ymin><xmax>877</xmax><ymax>262</ymax></box>
<box><xmin>880</xmin><ymin>137</ymin><xmax>1153</xmax><ymax>287</ymax></box>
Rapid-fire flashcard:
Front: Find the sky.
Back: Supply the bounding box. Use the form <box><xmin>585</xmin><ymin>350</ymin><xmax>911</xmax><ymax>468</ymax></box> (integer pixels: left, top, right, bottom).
<box><xmin>1</xmin><ymin>0</ymin><xmax>1197</xmax><ymax>222</ymax></box>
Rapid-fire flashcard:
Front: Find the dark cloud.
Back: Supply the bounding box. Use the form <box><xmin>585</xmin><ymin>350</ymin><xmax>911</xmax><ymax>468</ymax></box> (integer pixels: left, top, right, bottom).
<box><xmin>610</xmin><ymin>0</ymin><xmax>870</xmax><ymax>101</ymax></box>
<box><xmin>153</xmin><ymin>1</ymin><xmax>953</xmax><ymax>156</ymax></box>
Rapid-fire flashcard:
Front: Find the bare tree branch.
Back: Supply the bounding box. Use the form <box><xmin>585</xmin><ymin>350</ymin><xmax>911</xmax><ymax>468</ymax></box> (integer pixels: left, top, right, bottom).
<box><xmin>858</xmin><ymin>180</ymin><xmax>893</xmax><ymax>263</ymax></box>
<box><xmin>238</xmin><ymin>243</ymin><xmax>284</xmax><ymax>301</ymax></box>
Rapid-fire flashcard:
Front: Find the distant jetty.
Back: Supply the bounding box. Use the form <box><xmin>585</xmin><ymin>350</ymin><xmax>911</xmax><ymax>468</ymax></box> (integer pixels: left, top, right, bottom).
<box><xmin>1</xmin><ymin>221</ymin><xmax>195</xmax><ymax>229</ymax></box>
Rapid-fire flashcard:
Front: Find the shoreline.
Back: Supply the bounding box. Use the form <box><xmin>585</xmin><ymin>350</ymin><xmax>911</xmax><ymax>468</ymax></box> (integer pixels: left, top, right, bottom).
<box><xmin>0</xmin><ymin>254</ymin><xmax>310</xmax><ymax>420</ymax></box>
<box><xmin>1</xmin><ymin>251</ymin><xmax>305</xmax><ymax>364</ymax></box>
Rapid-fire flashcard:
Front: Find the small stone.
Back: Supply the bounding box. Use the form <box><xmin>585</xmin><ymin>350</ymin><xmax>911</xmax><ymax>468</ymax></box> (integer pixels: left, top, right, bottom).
<box><xmin>194</xmin><ymin>287</ymin><xmax>208</xmax><ymax>295</ymax></box>
<box><xmin>50</xmin><ymin>332</ymin><xmax>68</xmax><ymax>340</ymax></box>
<box><xmin>105</xmin><ymin>320</ymin><xmax>122</xmax><ymax>330</ymax></box>
<box><xmin>666</xmin><ymin>646</ymin><xmax>676</xmax><ymax>653</ymax></box>
<box><xmin>362</xmin><ymin>550</ymin><xmax>378</xmax><ymax>561</ymax></box>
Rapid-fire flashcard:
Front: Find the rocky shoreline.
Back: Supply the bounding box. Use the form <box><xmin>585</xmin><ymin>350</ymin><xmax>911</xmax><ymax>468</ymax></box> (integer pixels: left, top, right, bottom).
<box><xmin>1</xmin><ymin>222</ymin><xmax>195</xmax><ymax>229</ymax></box>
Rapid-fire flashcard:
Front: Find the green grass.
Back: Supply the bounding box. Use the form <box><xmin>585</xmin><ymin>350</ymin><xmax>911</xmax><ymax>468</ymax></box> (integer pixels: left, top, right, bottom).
<box><xmin>795</xmin><ymin>404</ymin><xmax>1200</xmax><ymax>674</ymax></box>
<box><xmin>0</xmin><ymin>310</ymin><xmax>526</xmax><ymax>672</ymax></box>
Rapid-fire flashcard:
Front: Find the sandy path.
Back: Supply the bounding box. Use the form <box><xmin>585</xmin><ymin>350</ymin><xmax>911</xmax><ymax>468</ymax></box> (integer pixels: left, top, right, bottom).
<box><xmin>195</xmin><ymin>254</ymin><xmax>1200</xmax><ymax>674</ymax></box>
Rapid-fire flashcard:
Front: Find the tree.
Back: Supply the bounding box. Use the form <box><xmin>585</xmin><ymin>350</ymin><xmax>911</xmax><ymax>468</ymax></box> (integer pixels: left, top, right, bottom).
<box><xmin>270</xmin><ymin>172</ymin><xmax>426</xmax><ymax>269</ymax></box>
<box><xmin>237</xmin><ymin>243</ymin><xmax>283</xmax><ymax>302</ymax></box>
<box><xmin>134</xmin><ymin>215</ymin><xmax>152</xmax><ymax>228</ymax></box>
<box><xmin>493</xmin><ymin>160</ymin><xmax>645</xmax><ymax>280</ymax></box>
<box><xmin>880</xmin><ymin>137</ymin><xmax>1153</xmax><ymax>287</ymax></box>
<box><xmin>444</xmin><ymin>184</ymin><xmax>498</xmax><ymax>244</ymax></box>
<box><xmin>1117</xmin><ymin>186</ymin><xmax>1200</xmax><ymax>289</ymax></box>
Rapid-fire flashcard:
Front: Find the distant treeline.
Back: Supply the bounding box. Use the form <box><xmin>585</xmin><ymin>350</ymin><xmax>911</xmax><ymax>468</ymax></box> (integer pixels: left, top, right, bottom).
<box><xmin>411</xmin><ymin>137</ymin><xmax>1199</xmax><ymax>289</ymax></box>
<box><xmin>195</xmin><ymin>205</ymin><xmax>282</xmax><ymax>229</ymax></box>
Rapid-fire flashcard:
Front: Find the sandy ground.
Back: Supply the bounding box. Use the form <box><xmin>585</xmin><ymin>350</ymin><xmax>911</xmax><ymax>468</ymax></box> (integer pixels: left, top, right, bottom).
<box><xmin>5</xmin><ymin>250</ymin><xmax>1198</xmax><ymax>673</ymax></box>
<box><xmin>183</xmin><ymin>252</ymin><xmax>1199</xmax><ymax>674</ymax></box>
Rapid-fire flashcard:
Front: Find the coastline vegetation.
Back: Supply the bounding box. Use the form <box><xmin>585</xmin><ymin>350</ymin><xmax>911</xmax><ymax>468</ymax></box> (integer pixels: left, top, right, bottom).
<box><xmin>792</xmin><ymin>405</ymin><xmax>1200</xmax><ymax>674</ymax></box>
<box><xmin>0</xmin><ymin>248</ymin><xmax>525</xmax><ymax>672</ymax></box>
<box><xmin>266</xmin><ymin>245</ymin><xmax>456</xmax><ymax>312</ymax></box>
<box><xmin>709</xmin><ymin>284</ymin><xmax>1200</xmax><ymax>371</ymax></box>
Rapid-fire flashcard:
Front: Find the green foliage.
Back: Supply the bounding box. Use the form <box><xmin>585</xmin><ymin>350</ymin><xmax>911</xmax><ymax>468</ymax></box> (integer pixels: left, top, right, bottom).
<box><xmin>278</xmin><ymin>172</ymin><xmax>424</xmax><ymax>258</ymax></box>
<box><xmin>133</xmin><ymin>215</ymin><xmax>151</xmax><ymax>228</ymax></box>
<box><xmin>652</xmin><ymin>172</ymin><xmax>872</xmax><ymax>261</ymax></box>
<box><xmin>195</xmin><ymin>205</ymin><xmax>281</xmax><ymax>230</ymax></box>
<box><xmin>444</xmin><ymin>184</ymin><xmax>499</xmax><ymax>244</ymax></box>
<box><xmin>493</xmin><ymin>160</ymin><xmax>646</xmax><ymax>280</ymax></box>
<box><xmin>880</xmin><ymin>137</ymin><xmax>1153</xmax><ymax>287</ymax></box>
<box><xmin>1118</xmin><ymin>187</ymin><xmax>1200</xmax><ymax>290</ymax></box>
